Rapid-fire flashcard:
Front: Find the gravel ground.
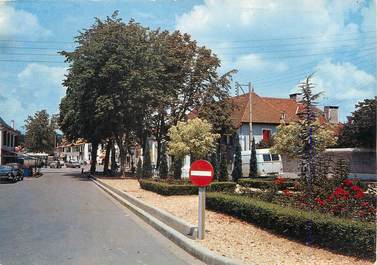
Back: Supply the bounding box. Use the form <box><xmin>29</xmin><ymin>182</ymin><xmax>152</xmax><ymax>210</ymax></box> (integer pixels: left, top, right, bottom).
<box><xmin>99</xmin><ymin>178</ymin><xmax>374</xmax><ymax>265</ymax></box>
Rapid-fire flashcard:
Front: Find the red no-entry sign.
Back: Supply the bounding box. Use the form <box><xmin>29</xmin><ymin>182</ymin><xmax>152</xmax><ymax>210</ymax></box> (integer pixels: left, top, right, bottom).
<box><xmin>189</xmin><ymin>160</ymin><xmax>214</xmax><ymax>187</ymax></box>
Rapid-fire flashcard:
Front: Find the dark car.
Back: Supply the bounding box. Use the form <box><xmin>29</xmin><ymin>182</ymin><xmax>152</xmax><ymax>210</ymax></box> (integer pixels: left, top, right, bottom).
<box><xmin>0</xmin><ymin>165</ymin><xmax>20</xmax><ymax>182</ymax></box>
<box><xmin>6</xmin><ymin>163</ymin><xmax>24</xmax><ymax>181</ymax></box>
<box><xmin>65</xmin><ymin>161</ymin><xmax>81</xmax><ymax>168</ymax></box>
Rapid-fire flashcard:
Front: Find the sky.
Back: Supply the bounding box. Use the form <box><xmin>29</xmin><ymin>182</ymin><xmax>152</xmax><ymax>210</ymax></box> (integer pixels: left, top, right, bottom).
<box><xmin>0</xmin><ymin>0</ymin><xmax>376</xmax><ymax>131</ymax></box>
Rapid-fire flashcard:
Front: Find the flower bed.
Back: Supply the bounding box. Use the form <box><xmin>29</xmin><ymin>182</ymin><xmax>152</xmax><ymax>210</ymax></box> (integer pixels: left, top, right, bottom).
<box><xmin>138</xmin><ymin>179</ymin><xmax>236</xmax><ymax>195</ymax></box>
<box><xmin>238</xmin><ymin>177</ymin><xmax>297</xmax><ymax>190</ymax></box>
<box><xmin>206</xmin><ymin>192</ymin><xmax>376</xmax><ymax>260</ymax></box>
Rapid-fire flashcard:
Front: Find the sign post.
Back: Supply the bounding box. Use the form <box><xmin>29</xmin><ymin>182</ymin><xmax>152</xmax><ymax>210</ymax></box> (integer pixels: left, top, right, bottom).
<box><xmin>189</xmin><ymin>160</ymin><xmax>214</xmax><ymax>240</ymax></box>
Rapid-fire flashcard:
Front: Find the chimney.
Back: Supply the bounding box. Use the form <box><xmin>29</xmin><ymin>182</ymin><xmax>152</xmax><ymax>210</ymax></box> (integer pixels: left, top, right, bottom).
<box><xmin>324</xmin><ymin>106</ymin><xmax>339</xmax><ymax>124</ymax></box>
<box><xmin>11</xmin><ymin>120</ymin><xmax>15</xmax><ymax>130</ymax></box>
<box><xmin>289</xmin><ymin>93</ymin><xmax>302</xmax><ymax>102</ymax></box>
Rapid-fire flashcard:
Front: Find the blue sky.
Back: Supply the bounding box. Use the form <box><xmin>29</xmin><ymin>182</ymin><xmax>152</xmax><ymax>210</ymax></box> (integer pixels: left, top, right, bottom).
<box><xmin>0</xmin><ymin>0</ymin><xmax>375</xmax><ymax>131</ymax></box>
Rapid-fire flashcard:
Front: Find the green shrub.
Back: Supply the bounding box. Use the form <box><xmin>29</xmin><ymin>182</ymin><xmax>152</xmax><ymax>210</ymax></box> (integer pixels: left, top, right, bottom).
<box><xmin>206</xmin><ymin>192</ymin><xmax>376</xmax><ymax>260</ymax></box>
<box><xmin>239</xmin><ymin>178</ymin><xmax>295</xmax><ymax>190</ymax></box>
<box><xmin>139</xmin><ymin>179</ymin><xmax>236</xmax><ymax>195</ymax></box>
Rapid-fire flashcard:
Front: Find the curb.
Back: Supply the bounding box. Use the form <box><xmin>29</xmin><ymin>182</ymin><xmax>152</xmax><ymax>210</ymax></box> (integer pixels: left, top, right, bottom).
<box><xmin>91</xmin><ymin>177</ymin><xmax>245</xmax><ymax>265</ymax></box>
<box><xmin>94</xmin><ymin>177</ymin><xmax>197</xmax><ymax>239</ymax></box>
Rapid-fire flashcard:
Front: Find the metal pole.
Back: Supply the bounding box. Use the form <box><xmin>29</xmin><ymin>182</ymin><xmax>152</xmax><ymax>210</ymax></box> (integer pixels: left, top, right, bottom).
<box><xmin>248</xmin><ymin>82</ymin><xmax>253</xmax><ymax>150</ymax></box>
<box><xmin>198</xmin><ymin>187</ymin><xmax>206</xmax><ymax>239</ymax></box>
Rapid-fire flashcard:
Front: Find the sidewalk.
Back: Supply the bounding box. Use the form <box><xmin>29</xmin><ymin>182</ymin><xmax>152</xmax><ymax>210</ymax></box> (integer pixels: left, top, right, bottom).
<box><xmin>99</xmin><ymin>178</ymin><xmax>373</xmax><ymax>265</ymax></box>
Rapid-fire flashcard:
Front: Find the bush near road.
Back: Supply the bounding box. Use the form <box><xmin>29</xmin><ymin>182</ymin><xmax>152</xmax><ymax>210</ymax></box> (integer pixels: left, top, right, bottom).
<box><xmin>139</xmin><ymin>179</ymin><xmax>236</xmax><ymax>196</ymax></box>
<box><xmin>206</xmin><ymin>192</ymin><xmax>376</xmax><ymax>260</ymax></box>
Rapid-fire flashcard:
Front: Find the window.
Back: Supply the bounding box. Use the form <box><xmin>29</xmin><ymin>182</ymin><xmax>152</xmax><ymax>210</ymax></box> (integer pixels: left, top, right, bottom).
<box><xmin>263</xmin><ymin>154</ymin><xmax>271</xmax><ymax>162</ymax></box>
<box><xmin>262</xmin><ymin>129</ymin><xmax>271</xmax><ymax>142</ymax></box>
<box><xmin>271</xmin><ymin>154</ymin><xmax>280</xmax><ymax>161</ymax></box>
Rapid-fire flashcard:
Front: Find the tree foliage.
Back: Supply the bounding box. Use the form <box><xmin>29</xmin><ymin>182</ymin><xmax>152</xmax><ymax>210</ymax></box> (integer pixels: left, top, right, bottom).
<box><xmin>337</xmin><ymin>97</ymin><xmax>376</xmax><ymax>149</ymax></box>
<box><xmin>59</xmin><ymin>12</ymin><xmax>235</xmax><ymax>175</ymax></box>
<box><xmin>271</xmin><ymin>121</ymin><xmax>337</xmax><ymax>158</ymax></box>
<box><xmin>249</xmin><ymin>138</ymin><xmax>257</xmax><ymax>178</ymax></box>
<box><xmin>231</xmin><ymin>134</ymin><xmax>242</xmax><ymax>182</ymax></box>
<box><xmin>167</xmin><ymin>118</ymin><xmax>220</xmax><ymax>159</ymax></box>
<box><xmin>24</xmin><ymin>110</ymin><xmax>57</xmax><ymax>154</ymax></box>
<box><xmin>219</xmin><ymin>145</ymin><xmax>228</xmax><ymax>181</ymax></box>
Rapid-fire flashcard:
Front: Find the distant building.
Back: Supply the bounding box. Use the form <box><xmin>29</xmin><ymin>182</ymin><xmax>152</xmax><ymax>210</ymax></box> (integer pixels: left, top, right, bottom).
<box><xmin>0</xmin><ymin>117</ymin><xmax>19</xmax><ymax>165</ymax></box>
<box><xmin>229</xmin><ymin>92</ymin><xmax>338</xmax><ymax>150</ymax></box>
<box><xmin>56</xmin><ymin>138</ymin><xmax>91</xmax><ymax>163</ymax></box>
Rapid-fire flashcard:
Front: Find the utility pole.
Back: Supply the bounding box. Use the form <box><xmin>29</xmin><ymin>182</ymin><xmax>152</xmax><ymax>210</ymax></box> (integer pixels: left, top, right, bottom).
<box><xmin>235</xmin><ymin>81</ymin><xmax>254</xmax><ymax>150</ymax></box>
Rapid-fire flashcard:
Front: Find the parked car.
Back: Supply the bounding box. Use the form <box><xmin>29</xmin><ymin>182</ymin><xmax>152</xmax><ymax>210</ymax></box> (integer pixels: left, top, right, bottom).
<box><xmin>65</xmin><ymin>161</ymin><xmax>81</xmax><ymax>168</ymax></box>
<box><xmin>49</xmin><ymin>161</ymin><xmax>61</xmax><ymax>168</ymax></box>
<box><xmin>6</xmin><ymin>163</ymin><xmax>24</xmax><ymax>180</ymax></box>
<box><xmin>239</xmin><ymin>148</ymin><xmax>283</xmax><ymax>177</ymax></box>
<box><xmin>0</xmin><ymin>165</ymin><xmax>21</xmax><ymax>182</ymax></box>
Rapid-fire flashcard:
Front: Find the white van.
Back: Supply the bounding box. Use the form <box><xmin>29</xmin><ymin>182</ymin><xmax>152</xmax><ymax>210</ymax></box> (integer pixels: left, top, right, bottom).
<box><xmin>240</xmin><ymin>148</ymin><xmax>283</xmax><ymax>177</ymax></box>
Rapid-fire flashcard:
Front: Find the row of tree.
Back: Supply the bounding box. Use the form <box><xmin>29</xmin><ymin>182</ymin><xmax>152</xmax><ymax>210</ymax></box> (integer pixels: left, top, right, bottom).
<box><xmin>59</xmin><ymin>12</ymin><xmax>236</xmax><ymax>174</ymax></box>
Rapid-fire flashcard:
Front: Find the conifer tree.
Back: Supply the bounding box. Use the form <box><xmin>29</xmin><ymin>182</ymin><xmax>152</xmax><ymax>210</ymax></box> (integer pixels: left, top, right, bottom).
<box><xmin>249</xmin><ymin>138</ymin><xmax>257</xmax><ymax>178</ymax></box>
<box><xmin>231</xmin><ymin>134</ymin><xmax>243</xmax><ymax>182</ymax></box>
<box><xmin>219</xmin><ymin>145</ymin><xmax>228</xmax><ymax>181</ymax></box>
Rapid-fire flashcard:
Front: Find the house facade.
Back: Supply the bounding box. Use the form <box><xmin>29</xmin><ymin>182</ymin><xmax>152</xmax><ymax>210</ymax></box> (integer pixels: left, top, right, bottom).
<box><xmin>0</xmin><ymin>117</ymin><xmax>19</xmax><ymax>165</ymax></box>
<box><xmin>231</xmin><ymin>92</ymin><xmax>339</xmax><ymax>151</ymax></box>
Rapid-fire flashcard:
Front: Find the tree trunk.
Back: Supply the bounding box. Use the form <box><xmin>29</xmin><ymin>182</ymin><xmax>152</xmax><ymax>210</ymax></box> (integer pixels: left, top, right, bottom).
<box><xmin>110</xmin><ymin>144</ymin><xmax>116</xmax><ymax>171</ymax></box>
<box><xmin>103</xmin><ymin>139</ymin><xmax>112</xmax><ymax>174</ymax></box>
<box><xmin>115</xmin><ymin>136</ymin><xmax>127</xmax><ymax>177</ymax></box>
<box><xmin>90</xmin><ymin>141</ymin><xmax>98</xmax><ymax>174</ymax></box>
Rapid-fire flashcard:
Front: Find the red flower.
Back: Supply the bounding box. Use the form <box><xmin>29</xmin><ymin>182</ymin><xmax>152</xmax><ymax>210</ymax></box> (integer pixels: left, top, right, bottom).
<box><xmin>273</xmin><ymin>177</ymin><xmax>285</xmax><ymax>185</ymax></box>
<box><xmin>351</xmin><ymin>185</ymin><xmax>363</xmax><ymax>192</ymax></box>
<box><xmin>361</xmin><ymin>201</ymin><xmax>369</xmax><ymax>207</ymax></box>
<box><xmin>315</xmin><ymin>197</ymin><xmax>325</xmax><ymax>206</ymax></box>
<box><xmin>353</xmin><ymin>191</ymin><xmax>365</xmax><ymax>199</ymax></box>
<box><xmin>326</xmin><ymin>195</ymin><xmax>334</xmax><ymax>203</ymax></box>
<box><xmin>333</xmin><ymin>187</ymin><xmax>349</xmax><ymax>199</ymax></box>
<box><xmin>283</xmin><ymin>189</ymin><xmax>292</xmax><ymax>197</ymax></box>
<box><xmin>343</xmin><ymin>179</ymin><xmax>353</xmax><ymax>186</ymax></box>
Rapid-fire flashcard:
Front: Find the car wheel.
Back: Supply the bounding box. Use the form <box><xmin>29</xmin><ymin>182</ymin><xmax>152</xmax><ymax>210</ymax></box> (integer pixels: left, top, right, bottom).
<box><xmin>11</xmin><ymin>174</ymin><xmax>17</xmax><ymax>182</ymax></box>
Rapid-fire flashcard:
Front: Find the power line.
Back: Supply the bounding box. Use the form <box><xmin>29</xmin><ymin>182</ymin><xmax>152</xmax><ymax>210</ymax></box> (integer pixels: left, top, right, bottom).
<box><xmin>0</xmin><ymin>30</ymin><xmax>374</xmax><ymax>45</ymax></box>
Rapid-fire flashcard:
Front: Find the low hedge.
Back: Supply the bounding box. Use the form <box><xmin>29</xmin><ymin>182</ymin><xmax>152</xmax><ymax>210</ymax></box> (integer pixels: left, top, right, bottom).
<box><xmin>138</xmin><ymin>179</ymin><xmax>236</xmax><ymax>196</ymax></box>
<box><xmin>206</xmin><ymin>192</ymin><xmax>376</xmax><ymax>260</ymax></box>
<box><xmin>239</xmin><ymin>178</ymin><xmax>295</xmax><ymax>190</ymax></box>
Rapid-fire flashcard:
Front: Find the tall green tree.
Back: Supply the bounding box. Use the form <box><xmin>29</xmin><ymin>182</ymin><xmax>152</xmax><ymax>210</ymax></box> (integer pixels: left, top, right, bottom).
<box><xmin>231</xmin><ymin>134</ymin><xmax>242</xmax><ymax>182</ymax></box>
<box><xmin>24</xmin><ymin>110</ymin><xmax>57</xmax><ymax>154</ymax></box>
<box><xmin>149</xmin><ymin>30</ymin><xmax>236</xmax><ymax>169</ymax></box>
<box><xmin>296</xmin><ymin>74</ymin><xmax>324</xmax><ymax>195</ymax></box>
<box><xmin>337</xmin><ymin>97</ymin><xmax>376</xmax><ymax>149</ymax></box>
<box><xmin>219</xmin><ymin>145</ymin><xmax>228</xmax><ymax>181</ymax></box>
<box><xmin>209</xmin><ymin>147</ymin><xmax>220</xmax><ymax>181</ymax></box>
<box><xmin>249</xmin><ymin>138</ymin><xmax>257</xmax><ymax>178</ymax></box>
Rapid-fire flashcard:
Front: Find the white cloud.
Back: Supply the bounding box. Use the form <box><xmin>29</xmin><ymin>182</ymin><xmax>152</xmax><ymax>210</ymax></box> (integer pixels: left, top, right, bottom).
<box><xmin>312</xmin><ymin>59</ymin><xmax>376</xmax><ymax>119</ymax></box>
<box><xmin>176</xmin><ymin>0</ymin><xmax>363</xmax><ymax>46</ymax></box>
<box><xmin>0</xmin><ymin>64</ymin><xmax>66</xmax><ymax>130</ymax></box>
<box><xmin>175</xmin><ymin>0</ymin><xmax>375</xmax><ymax>120</ymax></box>
<box><xmin>0</xmin><ymin>2</ymin><xmax>50</xmax><ymax>39</ymax></box>
<box><xmin>234</xmin><ymin>53</ymin><xmax>288</xmax><ymax>73</ymax></box>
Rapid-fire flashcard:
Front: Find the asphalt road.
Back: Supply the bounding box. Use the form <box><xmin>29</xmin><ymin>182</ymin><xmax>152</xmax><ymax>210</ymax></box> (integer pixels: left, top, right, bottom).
<box><xmin>0</xmin><ymin>168</ymin><xmax>204</xmax><ymax>265</ymax></box>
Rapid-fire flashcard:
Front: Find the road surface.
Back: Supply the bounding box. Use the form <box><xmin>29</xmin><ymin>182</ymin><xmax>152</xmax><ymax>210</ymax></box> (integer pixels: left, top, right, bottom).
<box><xmin>0</xmin><ymin>168</ymin><xmax>204</xmax><ymax>265</ymax></box>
